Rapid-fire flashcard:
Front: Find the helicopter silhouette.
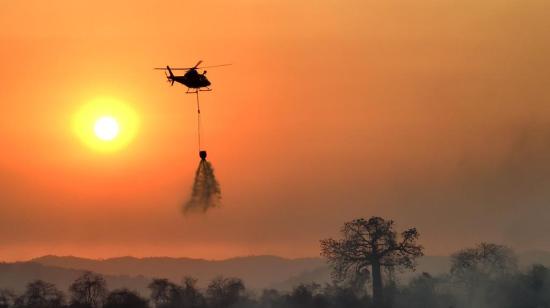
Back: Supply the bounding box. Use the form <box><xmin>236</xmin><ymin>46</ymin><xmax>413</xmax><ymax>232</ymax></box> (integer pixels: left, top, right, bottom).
<box><xmin>155</xmin><ymin>60</ymin><xmax>230</xmax><ymax>93</ymax></box>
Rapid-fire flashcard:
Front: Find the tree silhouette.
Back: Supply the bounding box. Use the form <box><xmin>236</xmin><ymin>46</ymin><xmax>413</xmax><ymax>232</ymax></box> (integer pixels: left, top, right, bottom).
<box><xmin>286</xmin><ymin>283</ymin><xmax>323</xmax><ymax>308</ymax></box>
<box><xmin>450</xmin><ymin>242</ymin><xmax>517</xmax><ymax>305</ymax></box>
<box><xmin>321</xmin><ymin>217</ymin><xmax>423</xmax><ymax>307</ymax></box>
<box><xmin>148</xmin><ymin>277</ymin><xmax>205</xmax><ymax>308</ymax></box>
<box><xmin>148</xmin><ymin>278</ymin><xmax>177</xmax><ymax>308</ymax></box>
<box><xmin>206</xmin><ymin>277</ymin><xmax>245</xmax><ymax>308</ymax></box>
<box><xmin>0</xmin><ymin>289</ymin><xmax>16</xmax><ymax>308</ymax></box>
<box><xmin>450</xmin><ymin>242</ymin><xmax>517</xmax><ymax>283</ymax></box>
<box><xmin>69</xmin><ymin>271</ymin><xmax>107</xmax><ymax>308</ymax></box>
<box><xmin>180</xmin><ymin>277</ymin><xmax>205</xmax><ymax>308</ymax></box>
<box><xmin>15</xmin><ymin>280</ymin><xmax>65</xmax><ymax>308</ymax></box>
<box><xmin>103</xmin><ymin>289</ymin><xmax>148</xmax><ymax>308</ymax></box>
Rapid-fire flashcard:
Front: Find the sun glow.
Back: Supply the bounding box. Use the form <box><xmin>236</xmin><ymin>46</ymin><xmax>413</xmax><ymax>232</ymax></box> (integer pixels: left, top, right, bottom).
<box><xmin>73</xmin><ymin>97</ymin><xmax>139</xmax><ymax>152</ymax></box>
<box><xmin>94</xmin><ymin>116</ymin><xmax>120</xmax><ymax>141</ymax></box>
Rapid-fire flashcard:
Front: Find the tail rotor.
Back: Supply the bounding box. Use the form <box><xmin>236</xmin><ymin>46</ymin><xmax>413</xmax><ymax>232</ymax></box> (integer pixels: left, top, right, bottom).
<box><xmin>165</xmin><ymin>68</ymin><xmax>175</xmax><ymax>86</ymax></box>
<box><xmin>166</xmin><ymin>65</ymin><xmax>175</xmax><ymax>86</ymax></box>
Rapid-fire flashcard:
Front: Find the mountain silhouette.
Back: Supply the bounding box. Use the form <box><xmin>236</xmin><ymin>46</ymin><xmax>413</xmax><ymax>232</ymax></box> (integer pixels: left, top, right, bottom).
<box><xmin>29</xmin><ymin>255</ymin><xmax>325</xmax><ymax>290</ymax></box>
<box><xmin>1</xmin><ymin>252</ymin><xmax>548</xmax><ymax>295</ymax></box>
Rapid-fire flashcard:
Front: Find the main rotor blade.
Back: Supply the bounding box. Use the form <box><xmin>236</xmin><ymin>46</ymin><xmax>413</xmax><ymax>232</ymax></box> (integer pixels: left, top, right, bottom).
<box><xmin>154</xmin><ymin>63</ymin><xmax>231</xmax><ymax>70</ymax></box>
<box><xmin>196</xmin><ymin>64</ymin><xmax>232</xmax><ymax>69</ymax></box>
<box><xmin>192</xmin><ymin>60</ymin><xmax>203</xmax><ymax>69</ymax></box>
<box><xmin>154</xmin><ymin>67</ymin><xmax>192</xmax><ymax>70</ymax></box>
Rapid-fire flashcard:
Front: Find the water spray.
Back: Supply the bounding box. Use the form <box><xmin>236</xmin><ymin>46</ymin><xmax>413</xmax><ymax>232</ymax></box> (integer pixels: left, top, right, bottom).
<box><xmin>183</xmin><ymin>91</ymin><xmax>221</xmax><ymax>214</ymax></box>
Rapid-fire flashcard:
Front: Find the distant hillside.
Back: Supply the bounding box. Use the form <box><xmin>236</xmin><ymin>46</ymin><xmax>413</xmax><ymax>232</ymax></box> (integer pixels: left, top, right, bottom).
<box><xmin>22</xmin><ymin>255</ymin><xmax>455</xmax><ymax>290</ymax></box>
<box><xmin>0</xmin><ymin>262</ymin><xmax>150</xmax><ymax>295</ymax></box>
<box><xmin>30</xmin><ymin>255</ymin><xmax>325</xmax><ymax>290</ymax></box>
<box><xmin>1</xmin><ymin>251</ymin><xmax>548</xmax><ymax>295</ymax></box>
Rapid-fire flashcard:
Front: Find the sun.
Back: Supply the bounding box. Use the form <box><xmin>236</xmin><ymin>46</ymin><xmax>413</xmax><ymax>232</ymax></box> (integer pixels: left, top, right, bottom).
<box><xmin>94</xmin><ymin>116</ymin><xmax>120</xmax><ymax>141</ymax></box>
<box><xmin>73</xmin><ymin>97</ymin><xmax>139</xmax><ymax>152</ymax></box>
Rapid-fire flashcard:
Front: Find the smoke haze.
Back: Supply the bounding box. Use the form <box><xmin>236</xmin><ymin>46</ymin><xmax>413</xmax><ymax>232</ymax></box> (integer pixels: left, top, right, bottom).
<box><xmin>1</xmin><ymin>0</ymin><xmax>550</xmax><ymax>259</ymax></box>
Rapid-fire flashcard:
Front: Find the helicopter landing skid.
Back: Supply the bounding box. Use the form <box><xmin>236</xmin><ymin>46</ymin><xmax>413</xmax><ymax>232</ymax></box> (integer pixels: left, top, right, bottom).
<box><xmin>186</xmin><ymin>88</ymin><xmax>212</xmax><ymax>94</ymax></box>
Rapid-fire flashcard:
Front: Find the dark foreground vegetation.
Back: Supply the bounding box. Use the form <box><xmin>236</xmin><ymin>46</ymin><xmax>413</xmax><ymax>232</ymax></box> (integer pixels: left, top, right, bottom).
<box><xmin>1</xmin><ymin>217</ymin><xmax>549</xmax><ymax>308</ymax></box>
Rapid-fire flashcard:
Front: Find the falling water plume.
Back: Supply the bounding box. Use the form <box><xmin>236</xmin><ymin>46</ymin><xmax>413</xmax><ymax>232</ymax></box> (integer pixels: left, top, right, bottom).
<box><xmin>184</xmin><ymin>152</ymin><xmax>221</xmax><ymax>214</ymax></box>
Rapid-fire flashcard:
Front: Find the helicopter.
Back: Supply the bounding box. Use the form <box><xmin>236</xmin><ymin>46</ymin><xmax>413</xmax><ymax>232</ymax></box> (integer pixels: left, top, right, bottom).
<box><xmin>154</xmin><ymin>60</ymin><xmax>230</xmax><ymax>93</ymax></box>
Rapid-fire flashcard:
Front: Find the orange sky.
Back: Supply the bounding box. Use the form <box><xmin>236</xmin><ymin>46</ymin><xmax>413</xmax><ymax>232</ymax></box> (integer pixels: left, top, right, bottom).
<box><xmin>1</xmin><ymin>0</ymin><xmax>550</xmax><ymax>261</ymax></box>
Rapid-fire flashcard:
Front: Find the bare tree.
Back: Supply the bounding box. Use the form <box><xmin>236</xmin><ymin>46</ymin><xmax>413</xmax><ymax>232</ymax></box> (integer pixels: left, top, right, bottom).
<box><xmin>206</xmin><ymin>276</ymin><xmax>245</xmax><ymax>308</ymax></box>
<box><xmin>148</xmin><ymin>277</ymin><xmax>205</xmax><ymax>308</ymax></box>
<box><xmin>15</xmin><ymin>280</ymin><xmax>65</xmax><ymax>308</ymax></box>
<box><xmin>148</xmin><ymin>278</ymin><xmax>177</xmax><ymax>308</ymax></box>
<box><xmin>321</xmin><ymin>217</ymin><xmax>423</xmax><ymax>307</ymax></box>
<box><xmin>450</xmin><ymin>242</ymin><xmax>517</xmax><ymax>305</ymax></box>
<box><xmin>451</xmin><ymin>242</ymin><xmax>517</xmax><ymax>282</ymax></box>
<box><xmin>180</xmin><ymin>277</ymin><xmax>205</xmax><ymax>308</ymax></box>
<box><xmin>69</xmin><ymin>271</ymin><xmax>107</xmax><ymax>308</ymax></box>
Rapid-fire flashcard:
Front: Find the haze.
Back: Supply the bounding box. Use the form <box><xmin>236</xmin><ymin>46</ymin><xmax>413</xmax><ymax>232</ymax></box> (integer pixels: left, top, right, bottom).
<box><xmin>1</xmin><ymin>0</ymin><xmax>549</xmax><ymax>261</ymax></box>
